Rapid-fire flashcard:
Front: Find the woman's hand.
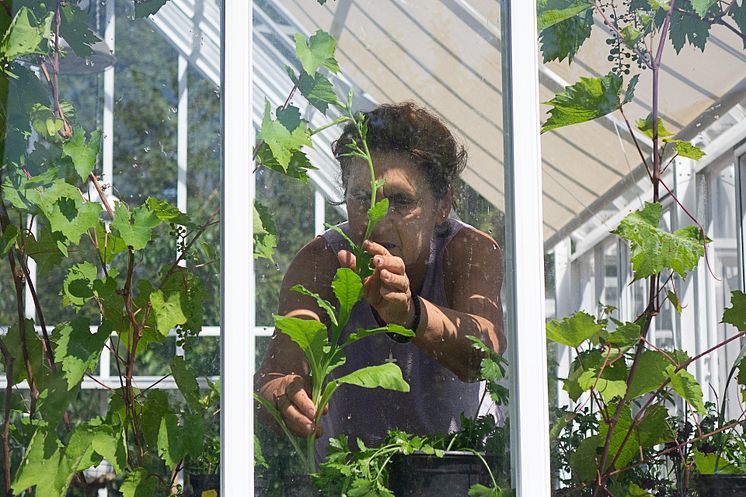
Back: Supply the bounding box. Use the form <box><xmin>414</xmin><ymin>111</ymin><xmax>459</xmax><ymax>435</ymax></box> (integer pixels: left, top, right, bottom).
<box><xmin>338</xmin><ymin>240</ymin><xmax>416</xmax><ymax>328</ymax></box>
<box><xmin>257</xmin><ymin>374</ymin><xmax>323</xmax><ymax>437</ymax></box>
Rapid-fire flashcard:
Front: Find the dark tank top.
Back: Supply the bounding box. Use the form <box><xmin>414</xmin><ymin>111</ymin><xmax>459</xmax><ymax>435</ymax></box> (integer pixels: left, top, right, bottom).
<box><xmin>316</xmin><ymin>219</ymin><xmax>484</xmax><ymax>456</ymax></box>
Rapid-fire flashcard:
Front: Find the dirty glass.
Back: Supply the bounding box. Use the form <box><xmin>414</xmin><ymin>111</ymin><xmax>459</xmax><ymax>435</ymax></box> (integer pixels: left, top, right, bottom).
<box><xmin>0</xmin><ymin>1</ymin><xmax>221</xmax><ymax>496</ymax></box>
<box><xmin>252</xmin><ymin>1</ymin><xmax>511</xmax><ymax>495</ymax></box>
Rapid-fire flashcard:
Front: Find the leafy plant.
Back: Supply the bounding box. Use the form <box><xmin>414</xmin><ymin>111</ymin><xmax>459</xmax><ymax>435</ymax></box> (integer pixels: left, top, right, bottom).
<box><xmin>539</xmin><ymin>0</ymin><xmax>746</xmax><ymax>495</ymax></box>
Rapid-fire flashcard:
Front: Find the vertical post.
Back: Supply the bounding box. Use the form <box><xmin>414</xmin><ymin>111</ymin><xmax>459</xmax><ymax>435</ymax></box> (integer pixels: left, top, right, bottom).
<box><xmin>552</xmin><ymin>238</ymin><xmax>572</xmax><ymax>409</ymax></box>
<box><xmin>221</xmin><ymin>0</ymin><xmax>253</xmax><ymax>494</ymax></box>
<box><xmin>103</xmin><ymin>0</ymin><xmax>115</xmax><ymax>195</ymax></box>
<box><xmin>502</xmin><ymin>1</ymin><xmax>551</xmax><ymax>496</ymax></box>
<box><xmin>177</xmin><ymin>54</ymin><xmax>188</xmax><ymax>267</ymax></box>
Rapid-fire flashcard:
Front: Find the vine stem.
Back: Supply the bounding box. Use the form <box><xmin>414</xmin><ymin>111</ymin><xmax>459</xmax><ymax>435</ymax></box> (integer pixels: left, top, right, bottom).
<box><xmin>1</xmin><ymin>339</ymin><xmax>13</xmax><ymax>496</ymax></box>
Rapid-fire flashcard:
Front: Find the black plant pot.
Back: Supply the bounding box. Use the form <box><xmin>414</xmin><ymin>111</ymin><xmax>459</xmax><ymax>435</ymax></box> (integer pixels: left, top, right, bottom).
<box><xmin>388</xmin><ymin>451</ymin><xmax>495</xmax><ymax>497</ymax></box>
<box><xmin>189</xmin><ymin>473</ymin><xmax>220</xmax><ymax>496</ymax></box>
<box><xmin>696</xmin><ymin>474</ymin><xmax>746</xmax><ymax>497</ymax></box>
<box><xmin>284</xmin><ymin>474</ymin><xmax>323</xmax><ymax>497</ymax></box>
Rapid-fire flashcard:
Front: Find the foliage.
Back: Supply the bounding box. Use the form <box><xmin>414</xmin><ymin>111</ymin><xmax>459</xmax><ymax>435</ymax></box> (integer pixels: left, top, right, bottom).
<box><xmin>538</xmin><ymin>0</ymin><xmax>746</xmax><ymax>494</ymax></box>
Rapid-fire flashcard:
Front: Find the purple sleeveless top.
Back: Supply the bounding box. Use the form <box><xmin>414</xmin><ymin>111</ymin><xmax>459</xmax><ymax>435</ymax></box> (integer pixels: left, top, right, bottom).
<box><xmin>317</xmin><ymin>219</ymin><xmax>483</xmax><ymax>454</ymax></box>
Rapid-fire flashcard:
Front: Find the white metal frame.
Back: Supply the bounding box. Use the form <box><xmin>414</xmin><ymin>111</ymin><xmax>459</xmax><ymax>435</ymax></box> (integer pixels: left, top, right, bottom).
<box><xmin>502</xmin><ymin>1</ymin><xmax>551</xmax><ymax>496</ymax></box>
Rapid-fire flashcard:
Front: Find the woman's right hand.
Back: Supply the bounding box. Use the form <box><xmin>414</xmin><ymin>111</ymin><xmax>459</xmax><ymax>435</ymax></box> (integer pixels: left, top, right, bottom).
<box><xmin>257</xmin><ymin>374</ymin><xmax>322</xmax><ymax>437</ymax></box>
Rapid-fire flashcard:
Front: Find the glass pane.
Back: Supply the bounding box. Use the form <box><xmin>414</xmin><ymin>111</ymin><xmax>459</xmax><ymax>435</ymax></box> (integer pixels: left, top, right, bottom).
<box><xmin>253</xmin><ymin>1</ymin><xmax>510</xmax><ymax>494</ymax></box>
<box><xmin>541</xmin><ymin>1</ymin><xmax>746</xmax><ymax>495</ymax></box>
<box><xmin>0</xmin><ymin>1</ymin><xmax>221</xmax><ymax>495</ymax></box>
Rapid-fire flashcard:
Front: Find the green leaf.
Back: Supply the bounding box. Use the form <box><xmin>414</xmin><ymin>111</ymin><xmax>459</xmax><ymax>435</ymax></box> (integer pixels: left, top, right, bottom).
<box><xmin>637</xmin><ymin>404</ymin><xmax>675</xmax><ymax>447</ymax></box>
<box><xmin>258</xmin><ymin>99</ymin><xmax>313</xmax><ymax>171</ymax></box>
<box><xmin>294</xmin><ymin>30</ymin><xmax>340</xmax><ymax>76</ymax></box>
<box><xmin>604</xmin><ymin>322</ymin><xmax>640</xmax><ymax>347</ymax></box>
<box><xmin>95</xmin><ymin>222</ymin><xmax>128</xmax><ymax>264</ymax></box>
<box><xmin>150</xmin><ymin>289</ymin><xmax>188</xmax><ymax>336</ymax></box>
<box><xmin>120</xmin><ymin>468</ymin><xmax>157</xmax><ymax>497</ymax></box>
<box><xmin>691</xmin><ymin>0</ymin><xmax>717</xmax><ymax>18</ymax></box>
<box><xmin>289</xmin><ymin>69</ymin><xmax>340</xmax><ymax>114</ymax></box>
<box><xmin>668</xmin><ymin>290</ymin><xmax>683</xmax><ymax>313</ymax></box>
<box><xmin>538</xmin><ymin>0</ymin><xmax>594</xmax><ymax>63</ymax></box>
<box><xmin>636</xmin><ymin>113</ymin><xmax>673</xmax><ymax>139</ymax></box>
<box><xmin>335</xmin><ymin>362</ymin><xmax>410</xmax><ymax>392</ymax></box>
<box><xmin>598</xmin><ymin>403</ymin><xmax>638</xmax><ymax>470</ymax></box>
<box><xmin>158</xmin><ymin>413</ymin><xmax>182</xmax><ymax>470</ymax></box>
<box><xmin>273</xmin><ymin>315</ymin><xmax>327</xmax><ymax>363</ymax></box>
<box><xmin>0</xmin><ymin>223</ymin><xmax>18</xmax><ymax>256</ymax></box>
<box><xmin>627</xmin><ymin>350</ymin><xmax>671</xmax><ymax>399</ymax></box>
<box><xmin>146</xmin><ymin>197</ymin><xmax>196</xmax><ymax>228</ymax></box>
<box><xmin>648</xmin><ymin>0</ymin><xmax>670</xmax><ymax>10</ymax></box>
<box><xmin>171</xmin><ymin>356</ymin><xmax>200</xmax><ymax>410</ymax></box>
<box><xmin>694</xmin><ymin>449</ymin><xmax>738</xmax><ymax>474</ymax></box>
<box><xmin>90</xmin><ymin>423</ymin><xmax>126</xmax><ymax>474</ymax></box>
<box><xmin>25</xmin><ymin>225</ymin><xmax>65</xmax><ymax>273</ymax></box>
<box><xmin>669</xmin><ymin>5</ymin><xmax>711</xmax><ymax>53</ymax></box>
<box><xmin>578</xmin><ymin>368</ymin><xmax>627</xmax><ymax>402</ymax></box>
<box><xmin>254</xmin><ymin>141</ymin><xmax>315</xmax><ymax>181</ymax></box>
<box><xmin>546</xmin><ymin>311</ymin><xmax>604</xmax><ymax>347</ymax></box>
<box><xmin>253</xmin><ymin>200</ymin><xmax>277</xmax><ymax>262</ymax></box>
<box><xmin>537</xmin><ymin>0</ymin><xmax>592</xmax><ymax>31</ymax></box>
<box><xmin>291</xmin><ymin>284</ymin><xmax>337</xmax><ymax>327</ymax></box>
<box><xmin>332</xmin><ymin>268</ymin><xmax>363</xmax><ymax>327</ymax></box>
<box><xmin>542</xmin><ymin>73</ymin><xmax>627</xmax><ymax>133</ymax></box>
<box><xmin>134</xmin><ymin>0</ymin><xmax>171</xmax><ymax>18</ymax></box>
<box><xmin>620</xmin><ymin>25</ymin><xmax>644</xmax><ymax>48</ymax></box>
<box><xmin>52</xmin><ymin>317</ymin><xmax>112</xmax><ymax>390</ymax></box>
<box><xmin>731</xmin><ymin>2</ymin><xmax>746</xmax><ymax>49</ymax></box>
<box><xmin>60</xmin><ymin>4</ymin><xmax>97</xmax><ymax>57</ymax></box>
<box><xmin>1</xmin><ymin>319</ymin><xmax>44</xmax><ymax>386</ymax></box>
<box><xmin>723</xmin><ymin>291</ymin><xmax>746</xmax><ymax>330</ymax></box>
<box><xmin>612</xmin><ymin>202</ymin><xmax>706</xmax><ymax>280</ymax></box>
<box><xmin>12</xmin><ymin>428</ymin><xmax>76</xmax><ymax>497</ymax></box>
<box><xmin>62</xmin><ymin>262</ymin><xmax>98</xmax><ymax>307</ymax></box>
<box><xmin>570</xmin><ymin>434</ymin><xmax>600</xmax><ymax>482</ymax></box>
<box><xmin>665</xmin><ymin>139</ymin><xmax>705</xmax><ymax>160</ymax></box>
<box><xmin>346</xmin><ymin>324</ymin><xmax>416</xmax><ymax>344</ymax></box>
<box><xmin>111</xmin><ymin>202</ymin><xmax>162</xmax><ymax>250</ymax></box>
<box><xmin>367</xmin><ymin>198</ymin><xmax>389</xmax><ymax>225</ymax></box>
<box><xmin>468</xmin><ymin>483</ymin><xmax>500</xmax><ymax>497</ymax></box>
<box><xmin>0</xmin><ymin>8</ymin><xmax>52</xmax><ymax>63</ymax></box>
<box><xmin>666</xmin><ymin>365</ymin><xmax>706</xmax><ymax>414</ymax></box>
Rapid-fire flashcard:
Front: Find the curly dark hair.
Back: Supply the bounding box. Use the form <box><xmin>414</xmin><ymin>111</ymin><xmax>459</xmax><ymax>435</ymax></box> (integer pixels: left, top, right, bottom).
<box><xmin>332</xmin><ymin>102</ymin><xmax>467</xmax><ymax>200</ymax></box>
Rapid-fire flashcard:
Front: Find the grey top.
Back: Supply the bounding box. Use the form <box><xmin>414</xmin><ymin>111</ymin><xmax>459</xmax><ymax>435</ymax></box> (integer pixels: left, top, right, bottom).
<box><xmin>317</xmin><ymin>219</ymin><xmax>483</xmax><ymax>454</ymax></box>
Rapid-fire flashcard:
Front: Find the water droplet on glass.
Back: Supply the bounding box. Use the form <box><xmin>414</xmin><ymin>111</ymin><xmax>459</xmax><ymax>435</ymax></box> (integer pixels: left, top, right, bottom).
<box><xmin>170</xmin><ymin>107</ymin><xmax>177</xmax><ymax>114</ymax></box>
<box><xmin>144</xmin><ymin>146</ymin><xmax>151</xmax><ymax>153</ymax></box>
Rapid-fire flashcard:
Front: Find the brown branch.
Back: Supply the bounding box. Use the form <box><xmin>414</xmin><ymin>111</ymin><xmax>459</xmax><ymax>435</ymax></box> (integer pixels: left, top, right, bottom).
<box><xmin>1</xmin><ymin>338</ymin><xmax>13</xmax><ymax>496</ymax></box>
<box><xmin>89</xmin><ymin>173</ymin><xmax>115</xmax><ymax>219</ymax></box>
<box><xmin>619</xmin><ymin>105</ymin><xmax>652</xmax><ymax>179</ymax></box>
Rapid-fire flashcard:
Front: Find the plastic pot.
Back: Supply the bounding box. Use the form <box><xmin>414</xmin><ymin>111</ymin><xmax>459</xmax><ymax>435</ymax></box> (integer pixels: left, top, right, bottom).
<box><xmin>188</xmin><ymin>473</ymin><xmax>220</xmax><ymax>496</ymax></box>
<box><xmin>388</xmin><ymin>450</ymin><xmax>495</xmax><ymax>497</ymax></box>
<box><xmin>695</xmin><ymin>474</ymin><xmax>746</xmax><ymax>497</ymax></box>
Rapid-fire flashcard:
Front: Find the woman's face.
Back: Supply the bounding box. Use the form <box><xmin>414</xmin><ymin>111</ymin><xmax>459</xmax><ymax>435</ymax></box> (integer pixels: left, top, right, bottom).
<box><xmin>345</xmin><ymin>152</ymin><xmax>451</xmax><ymax>274</ymax></box>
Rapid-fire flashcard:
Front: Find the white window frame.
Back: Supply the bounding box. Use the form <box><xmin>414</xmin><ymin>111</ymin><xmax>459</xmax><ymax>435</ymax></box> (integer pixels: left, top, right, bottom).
<box><xmin>223</xmin><ymin>1</ymin><xmax>550</xmax><ymax>495</ymax></box>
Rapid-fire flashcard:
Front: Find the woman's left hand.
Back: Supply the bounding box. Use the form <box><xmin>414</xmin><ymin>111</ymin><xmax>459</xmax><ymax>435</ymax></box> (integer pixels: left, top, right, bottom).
<box><xmin>338</xmin><ymin>240</ymin><xmax>416</xmax><ymax>328</ymax></box>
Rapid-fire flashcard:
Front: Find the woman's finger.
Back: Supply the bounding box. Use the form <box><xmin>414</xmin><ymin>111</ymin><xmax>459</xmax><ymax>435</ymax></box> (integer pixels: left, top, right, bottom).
<box><xmin>337</xmin><ymin>249</ymin><xmax>357</xmax><ymax>270</ymax></box>
<box><xmin>372</xmin><ymin>254</ymin><xmax>406</xmax><ymax>275</ymax></box>
<box><xmin>277</xmin><ymin>396</ymin><xmax>317</xmax><ymax>437</ymax></box>
<box><xmin>379</xmin><ymin>269</ymin><xmax>408</xmax><ymax>291</ymax></box>
<box><xmin>380</xmin><ymin>286</ymin><xmax>409</xmax><ymax>306</ymax></box>
<box><xmin>363</xmin><ymin>240</ymin><xmax>391</xmax><ymax>256</ymax></box>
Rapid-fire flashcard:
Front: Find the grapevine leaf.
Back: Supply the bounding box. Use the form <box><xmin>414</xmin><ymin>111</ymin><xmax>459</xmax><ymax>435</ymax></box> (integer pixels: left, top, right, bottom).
<box><xmin>636</xmin><ymin>113</ymin><xmax>673</xmax><ymax>139</ymax></box>
<box><xmin>332</xmin><ymin>268</ymin><xmax>363</xmax><ymax>327</ymax></box>
<box><xmin>258</xmin><ymin>99</ymin><xmax>312</xmax><ymax>171</ymax></box>
<box><xmin>668</xmin><ymin>290</ymin><xmax>683</xmax><ymax>313</ymax></box>
<box><xmin>60</xmin><ymin>4</ymin><xmax>97</xmax><ymax>57</ymax></box>
<box><xmin>296</xmin><ymin>71</ymin><xmax>339</xmax><ymax>114</ymax></box>
<box><xmin>578</xmin><ymin>368</ymin><xmax>627</xmax><ymax>402</ymax></box>
<box><xmin>254</xmin><ymin>200</ymin><xmax>277</xmax><ymax>262</ymax></box>
<box><xmin>294</xmin><ymin>30</ymin><xmax>340</xmax><ymax>76</ymax></box>
<box><xmin>666</xmin><ymin>365</ymin><xmax>706</xmax><ymax>414</ymax></box>
<box><xmin>158</xmin><ymin>413</ymin><xmax>183</xmax><ymax>470</ymax></box>
<box><xmin>1</xmin><ymin>319</ymin><xmax>43</xmax><ymax>386</ymax></box>
<box><xmin>690</xmin><ymin>0</ymin><xmax>717</xmax><ymax>18</ymax></box>
<box><xmin>737</xmin><ymin>356</ymin><xmax>746</xmax><ymax>386</ymax></box>
<box><xmin>542</xmin><ymin>73</ymin><xmax>626</xmax><ymax>133</ymax></box>
<box><xmin>537</xmin><ymin>0</ymin><xmax>592</xmax><ymax>31</ymax></box>
<box><xmin>647</xmin><ymin>0</ymin><xmax>670</xmax><ymax>10</ymax></box>
<box><xmin>598</xmin><ymin>403</ymin><xmax>638</xmax><ymax>469</ymax></box>
<box><xmin>570</xmin><ymin>434</ymin><xmax>600</xmax><ymax>482</ymax></box>
<box><xmin>0</xmin><ymin>8</ymin><xmax>52</xmax><ymax>63</ymax></box>
<box><xmin>731</xmin><ymin>2</ymin><xmax>746</xmax><ymax>49</ymax></box>
<box><xmin>255</xmin><ymin>141</ymin><xmax>315</xmax><ymax>182</ymax></box>
<box><xmin>141</xmin><ymin>390</ymin><xmax>169</xmax><ymax>447</ymax></box>
<box><xmin>90</xmin><ymin>423</ymin><xmax>126</xmax><ymax>473</ymax></box>
<box><xmin>150</xmin><ymin>289</ymin><xmax>188</xmax><ymax>336</ymax></box>
<box><xmin>12</xmin><ymin>428</ymin><xmax>76</xmax><ymax>497</ymax></box>
<box><xmin>612</xmin><ymin>202</ymin><xmax>706</xmax><ymax>280</ymax></box>
<box><xmin>146</xmin><ymin>197</ymin><xmax>196</xmax><ymax>228</ymax></box>
<box><xmin>538</xmin><ymin>0</ymin><xmax>594</xmax><ymax>63</ymax></box>
<box><xmin>665</xmin><ymin>139</ymin><xmax>705</xmax><ymax>160</ymax></box>
<box><xmin>111</xmin><ymin>202</ymin><xmax>162</xmax><ymax>250</ymax></box>
<box><xmin>120</xmin><ymin>468</ymin><xmax>157</xmax><ymax>497</ymax></box>
<box><xmin>52</xmin><ymin>317</ymin><xmax>112</xmax><ymax>390</ymax></box>
<box><xmin>620</xmin><ymin>25</ymin><xmax>644</xmax><ymax>47</ymax></box>
<box><xmin>62</xmin><ymin>261</ymin><xmax>97</xmax><ymax>307</ymax></box>
<box><xmin>171</xmin><ymin>356</ymin><xmax>201</xmax><ymax>410</ymax></box>
<box><xmin>0</xmin><ymin>223</ymin><xmax>18</xmax><ymax>256</ymax></box>
<box><xmin>604</xmin><ymin>322</ymin><xmax>640</xmax><ymax>347</ymax></box>
<box><xmin>669</xmin><ymin>5</ymin><xmax>711</xmax><ymax>53</ymax></box>
<box><xmin>723</xmin><ymin>291</ymin><xmax>746</xmax><ymax>330</ymax></box>
<box><xmin>95</xmin><ymin>222</ymin><xmax>128</xmax><ymax>264</ymax></box>
<box><xmin>627</xmin><ymin>350</ymin><xmax>671</xmax><ymax>399</ymax></box>
<box><xmin>546</xmin><ymin>311</ymin><xmax>604</xmax><ymax>347</ymax></box>
<box><xmin>160</xmin><ymin>268</ymin><xmax>206</xmax><ymax>338</ymax></box>
<box><xmin>335</xmin><ymin>363</ymin><xmax>410</xmax><ymax>392</ymax></box>
<box><xmin>637</xmin><ymin>404</ymin><xmax>676</xmax><ymax>447</ymax></box>
<box><xmin>694</xmin><ymin>450</ymin><xmax>738</xmax><ymax>474</ymax></box>
<box><xmin>134</xmin><ymin>0</ymin><xmax>171</xmax><ymax>18</ymax></box>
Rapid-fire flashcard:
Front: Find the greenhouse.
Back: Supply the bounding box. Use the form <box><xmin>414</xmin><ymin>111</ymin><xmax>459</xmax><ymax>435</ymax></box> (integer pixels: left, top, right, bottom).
<box><xmin>0</xmin><ymin>0</ymin><xmax>745</xmax><ymax>496</ymax></box>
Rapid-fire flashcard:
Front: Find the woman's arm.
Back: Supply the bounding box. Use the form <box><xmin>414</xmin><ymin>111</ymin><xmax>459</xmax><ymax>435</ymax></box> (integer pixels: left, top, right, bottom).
<box><xmin>254</xmin><ymin>236</ymin><xmax>339</xmax><ymax>437</ymax></box>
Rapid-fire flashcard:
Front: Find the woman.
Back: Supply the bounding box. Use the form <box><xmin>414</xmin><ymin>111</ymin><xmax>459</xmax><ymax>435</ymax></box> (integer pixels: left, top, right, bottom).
<box><xmin>256</xmin><ymin>102</ymin><xmax>505</xmax><ymax>450</ymax></box>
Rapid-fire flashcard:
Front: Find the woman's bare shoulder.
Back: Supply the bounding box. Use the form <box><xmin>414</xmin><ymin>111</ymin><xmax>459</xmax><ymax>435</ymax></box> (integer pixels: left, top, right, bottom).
<box><xmin>445</xmin><ymin>225</ymin><xmax>502</xmax><ymax>265</ymax></box>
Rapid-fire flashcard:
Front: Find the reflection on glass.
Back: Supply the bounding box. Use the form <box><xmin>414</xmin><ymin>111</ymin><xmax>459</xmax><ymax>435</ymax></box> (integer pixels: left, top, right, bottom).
<box><xmin>252</xmin><ymin>1</ymin><xmax>509</xmax><ymax>494</ymax></box>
